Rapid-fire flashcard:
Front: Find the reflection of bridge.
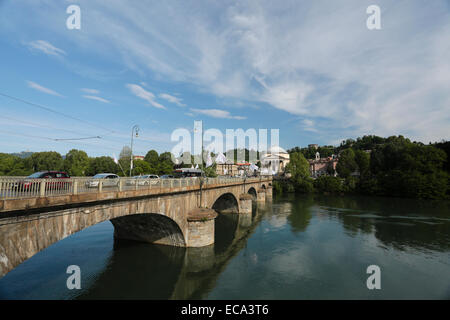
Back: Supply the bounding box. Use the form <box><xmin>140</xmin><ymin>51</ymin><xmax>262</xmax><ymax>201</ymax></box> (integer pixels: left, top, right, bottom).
<box><xmin>0</xmin><ymin>176</ymin><xmax>272</xmax><ymax>278</ymax></box>
<box><xmin>75</xmin><ymin>201</ymin><xmax>271</xmax><ymax>300</ymax></box>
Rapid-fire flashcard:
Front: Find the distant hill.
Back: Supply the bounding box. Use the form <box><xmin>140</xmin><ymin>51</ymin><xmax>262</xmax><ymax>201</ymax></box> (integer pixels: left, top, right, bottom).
<box><xmin>10</xmin><ymin>151</ymin><xmax>33</xmax><ymax>159</ymax></box>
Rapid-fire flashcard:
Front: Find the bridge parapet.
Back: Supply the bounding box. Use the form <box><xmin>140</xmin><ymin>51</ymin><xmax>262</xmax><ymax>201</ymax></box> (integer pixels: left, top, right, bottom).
<box><xmin>0</xmin><ymin>176</ymin><xmax>272</xmax><ymax>213</ymax></box>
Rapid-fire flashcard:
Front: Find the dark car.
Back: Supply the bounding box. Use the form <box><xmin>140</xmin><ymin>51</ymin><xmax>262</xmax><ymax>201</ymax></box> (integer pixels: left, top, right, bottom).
<box><xmin>13</xmin><ymin>171</ymin><xmax>71</xmax><ymax>191</ymax></box>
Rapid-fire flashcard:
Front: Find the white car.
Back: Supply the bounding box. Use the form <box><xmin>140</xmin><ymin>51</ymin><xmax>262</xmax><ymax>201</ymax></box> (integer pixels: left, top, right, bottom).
<box><xmin>126</xmin><ymin>174</ymin><xmax>160</xmax><ymax>186</ymax></box>
<box><xmin>86</xmin><ymin>173</ymin><xmax>120</xmax><ymax>188</ymax></box>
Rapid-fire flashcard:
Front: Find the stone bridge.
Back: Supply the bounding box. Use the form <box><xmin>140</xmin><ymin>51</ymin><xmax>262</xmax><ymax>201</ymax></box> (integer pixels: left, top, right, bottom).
<box><xmin>0</xmin><ymin>176</ymin><xmax>272</xmax><ymax>278</ymax></box>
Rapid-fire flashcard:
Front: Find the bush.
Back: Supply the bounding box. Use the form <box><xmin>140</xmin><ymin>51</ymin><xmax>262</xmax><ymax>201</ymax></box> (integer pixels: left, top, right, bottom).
<box><xmin>273</xmin><ymin>181</ymin><xmax>283</xmax><ymax>195</ymax></box>
<box><xmin>313</xmin><ymin>176</ymin><xmax>343</xmax><ymax>194</ymax></box>
<box><xmin>294</xmin><ymin>177</ymin><xmax>314</xmax><ymax>193</ymax></box>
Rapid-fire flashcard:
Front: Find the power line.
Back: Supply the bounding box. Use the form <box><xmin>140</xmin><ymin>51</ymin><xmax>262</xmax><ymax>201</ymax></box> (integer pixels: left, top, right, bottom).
<box><xmin>54</xmin><ymin>136</ymin><xmax>101</xmax><ymax>141</ymax></box>
<box><xmin>0</xmin><ymin>115</ymin><xmax>102</xmax><ymax>139</ymax></box>
<box><xmin>0</xmin><ymin>92</ymin><xmax>116</xmax><ymax>134</ymax></box>
<box><xmin>0</xmin><ymin>129</ymin><xmax>120</xmax><ymax>152</ymax></box>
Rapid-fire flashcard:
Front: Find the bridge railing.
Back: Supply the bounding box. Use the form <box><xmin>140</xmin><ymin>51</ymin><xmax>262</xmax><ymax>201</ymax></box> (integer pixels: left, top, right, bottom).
<box><xmin>0</xmin><ymin>176</ymin><xmax>270</xmax><ymax>200</ymax></box>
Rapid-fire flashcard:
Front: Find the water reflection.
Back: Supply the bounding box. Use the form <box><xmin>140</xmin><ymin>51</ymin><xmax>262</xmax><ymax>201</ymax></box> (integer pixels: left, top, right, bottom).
<box><xmin>77</xmin><ymin>240</ymin><xmax>186</xmax><ymax>300</ymax></box>
<box><xmin>75</xmin><ymin>202</ymin><xmax>269</xmax><ymax>300</ymax></box>
<box><xmin>312</xmin><ymin>194</ymin><xmax>450</xmax><ymax>253</ymax></box>
<box><xmin>1</xmin><ymin>194</ymin><xmax>449</xmax><ymax>299</ymax></box>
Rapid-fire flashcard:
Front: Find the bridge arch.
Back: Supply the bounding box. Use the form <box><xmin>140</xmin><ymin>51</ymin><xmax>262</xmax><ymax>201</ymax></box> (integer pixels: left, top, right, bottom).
<box><xmin>211</xmin><ymin>192</ymin><xmax>239</xmax><ymax>214</ymax></box>
<box><xmin>247</xmin><ymin>187</ymin><xmax>257</xmax><ymax>200</ymax></box>
<box><xmin>0</xmin><ymin>201</ymin><xmax>188</xmax><ymax>277</ymax></box>
<box><xmin>111</xmin><ymin>213</ymin><xmax>186</xmax><ymax>247</ymax></box>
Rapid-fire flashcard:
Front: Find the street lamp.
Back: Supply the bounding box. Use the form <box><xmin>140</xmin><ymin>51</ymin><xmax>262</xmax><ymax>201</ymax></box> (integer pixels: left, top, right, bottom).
<box><xmin>130</xmin><ymin>125</ymin><xmax>140</xmax><ymax>177</ymax></box>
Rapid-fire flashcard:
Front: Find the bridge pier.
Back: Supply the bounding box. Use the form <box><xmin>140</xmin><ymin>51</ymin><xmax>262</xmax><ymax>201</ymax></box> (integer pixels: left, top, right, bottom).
<box><xmin>186</xmin><ymin>208</ymin><xmax>217</xmax><ymax>247</ymax></box>
<box><xmin>257</xmin><ymin>189</ymin><xmax>266</xmax><ymax>202</ymax></box>
<box><xmin>239</xmin><ymin>194</ymin><xmax>253</xmax><ymax>214</ymax></box>
<box><xmin>265</xmin><ymin>186</ymin><xmax>273</xmax><ymax>201</ymax></box>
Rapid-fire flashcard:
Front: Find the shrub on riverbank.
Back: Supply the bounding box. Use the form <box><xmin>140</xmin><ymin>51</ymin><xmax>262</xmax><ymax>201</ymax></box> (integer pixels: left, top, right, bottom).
<box><xmin>313</xmin><ymin>176</ymin><xmax>343</xmax><ymax>194</ymax></box>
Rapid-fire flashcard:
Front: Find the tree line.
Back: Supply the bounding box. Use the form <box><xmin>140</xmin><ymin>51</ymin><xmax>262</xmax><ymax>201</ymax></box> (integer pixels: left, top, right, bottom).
<box><xmin>0</xmin><ymin>146</ymin><xmax>255</xmax><ymax>178</ymax></box>
<box><xmin>0</xmin><ymin>147</ymin><xmax>177</xmax><ymax>177</ymax></box>
<box><xmin>276</xmin><ymin>135</ymin><xmax>450</xmax><ymax>200</ymax></box>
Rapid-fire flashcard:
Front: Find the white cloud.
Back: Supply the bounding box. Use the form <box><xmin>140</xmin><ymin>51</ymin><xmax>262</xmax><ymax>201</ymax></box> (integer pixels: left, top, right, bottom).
<box><xmin>27</xmin><ymin>40</ymin><xmax>66</xmax><ymax>57</ymax></box>
<box><xmin>81</xmin><ymin>88</ymin><xmax>100</xmax><ymax>94</ymax></box>
<box><xmin>159</xmin><ymin>93</ymin><xmax>186</xmax><ymax>107</ymax></box>
<box><xmin>26</xmin><ymin>81</ymin><xmax>64</xmax><ymax>97</ymax></box>
<box><xmin>302</xmin><ymin>119</ymin><xmax>318</xmax><ymax>133</ymax></box>
<box><xmin>13</xmin><ymin>1</ymin><xmax>450</xmax><ymax>142</ymax></box>
<box><xmin>190</xmin><ymin>108</ymin><xmax>246</xmax><ymax>120</ymax></box>
<box><xmin>82</xmin><ymin>95</ymin><xmax>110</xmax><ymax>103</ymax></box>
<box><xmin>126</xmin><ymin>84</ymin><xmax>166</xmax><ymax>109</ymax></box>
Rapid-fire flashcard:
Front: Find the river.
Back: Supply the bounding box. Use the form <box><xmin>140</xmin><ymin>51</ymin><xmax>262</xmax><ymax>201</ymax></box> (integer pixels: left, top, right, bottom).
<box><xmin>0</xmin><ymin>194</ymin><xmax>449</xmax><ymax>299</ymax></box>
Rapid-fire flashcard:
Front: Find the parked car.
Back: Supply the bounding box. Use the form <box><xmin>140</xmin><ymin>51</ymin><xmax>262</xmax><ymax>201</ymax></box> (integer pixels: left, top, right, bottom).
<box><xmin>13</xmin><ymin>171</ymin><xmax>71</xmax><ymax>191</ymax></box>
<box><xmin>160</xmin><ymin>174</ymin><xmax>174</xmax><ymax>179</ymax></box>
<box><xmin>86</xmin><ymin>173</ymin><xmax>119</xmax><ymax>188</ymax></box>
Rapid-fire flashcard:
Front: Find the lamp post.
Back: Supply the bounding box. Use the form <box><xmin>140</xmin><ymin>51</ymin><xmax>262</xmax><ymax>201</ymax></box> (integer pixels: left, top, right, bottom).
<box><xmin>130</xmin><ymin>125</ymin><xmax>139</xmax><ymax>177</ymax></box>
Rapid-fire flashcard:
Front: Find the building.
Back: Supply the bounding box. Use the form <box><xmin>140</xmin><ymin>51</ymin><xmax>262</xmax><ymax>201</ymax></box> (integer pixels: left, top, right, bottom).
<box><xmin>308</xmin><ymin>152</ymin><xmax>338</xmax><ymax>178</ymax></box>
<box><xmin>133</xmin><ymin>155</ymin><xmax>145</xmax><ymax>161</ymax></box>
<box><xmin>260</xmin><ymin>146</ymin><xmax>290</xmax><ymax>175</ymax></box>
<box><xmin>308</xmin><ymin>144</ymin><xmax>319</xmax><ymax>150</ymax></box>
<box><xmin>216</xmin><ymin>162</ymin><xmax>254</xmax><ymax>177</ymax></box>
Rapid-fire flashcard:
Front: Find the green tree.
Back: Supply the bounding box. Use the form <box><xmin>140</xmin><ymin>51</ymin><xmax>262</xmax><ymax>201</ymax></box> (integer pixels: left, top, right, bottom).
<box><xmin>370</xmin><ymin>136</ymin><xmax>448</xmax><ymax>199</ymax></box>
<box><xmin>86</xmin><ymin>157</ymin><xmax>118</xmax><ymax>176</ymax></box>
<box><xmin>158</xmin><ymin>151</ymin><xmax>174</xmax><ymax>175</ymax></box>
<box><xmin>355</xmin><ymin>150</ymin><xmax>370</xmax><ymax>176</ymax></box>
<box><xmin>285</xmin><ymin>152</ymin><xmax>314</xmax><ymax>193</ymax></box>
<box><xmin>0</xmin><ymin>153</ymin><xmax>33</xmax><ymax>176</ymax></box>
<box><xmin>118</xmin><ymin>146</ymin><xmax>132</xmax><ymax>175</ymax></box>
<box><xmin>144</xmin><ymin>149</ymin><xmax>159</xmax><ymax>164</ymax></box>
<box><xmin>285</xmin><ymin>152</ymin><xmax>310</xmax><ymax>179</ymax></box>
<box><xmin>132</xmin><ymin>159</ymin><xmax>152</xmax><ymax>175</ymax></box>
<box><xmin>336</xmin><ymin>148</ymin><xmax>357</xmax><ymax>178</ymax></box>
<box><xmin>204</xmin><ymin>163</ymin><xmax>218</xmax><ymax>177</ymax></box>
<box><xmin>313</xmin><ymin>176</ymin><xmax>343</xmax><ymax>194</ymax></box>
<box><xmin>64</xmin><ymin>149</ymin><xmax>89</xmax><ymax>176</ymax></box>
<box><xmin>29</xmin><ymin>151</ymin><xmax>63</xmax><ymax>172</ymax></box>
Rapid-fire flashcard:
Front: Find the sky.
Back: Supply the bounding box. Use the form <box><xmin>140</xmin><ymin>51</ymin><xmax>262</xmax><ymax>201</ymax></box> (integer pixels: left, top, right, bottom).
<box><xmin>0</xmin><ymin>0</ymin><xmax>449</xmax><ymax>157</ymax></box>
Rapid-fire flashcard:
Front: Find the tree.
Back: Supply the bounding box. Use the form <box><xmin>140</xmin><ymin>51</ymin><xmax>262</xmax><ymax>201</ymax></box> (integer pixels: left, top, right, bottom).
<box><xmin>313</xmin><ymin>176</ymin><xmax>343</xmax><ymax>194</ymax></box>
<box><xmin>158</xmin><ymin>151</ymin><xmax>174</xmax><ymax>174</ymax></box>
<box><xmin>336</xmin><ymin>149</ymin><xmax>357</xmax><ymax>178</ymax></box>
<box><xmin>144</xmin><ymin>150</ymin><xmax>159</xmax><ymax>164</ymax></box>
<box><xmin>0</xmin><ymin>153</ymin><xmax>33</xmax><ymax>176</ymax></box>
<box><xmin>285</xmin><ymin>152</ymin><xmax>314</xmax><ymax>193</ymax></box>
<box><xmin>86</xmin><ymin>157</ymin><xmax>118</xmax><ymax>176</ymax></box>
<box><xmin>204</xmin><ymin>163</ymin><xmax>218</xmax><ymax>177</ymax></box>
<box><xmin>370</xmin><ymin>137</ymin><xmax>448</xmax><ymax>199</ymax></box>
<box><xmin>355</xmin><ymin>150</ymin><xmax>370</xmax><ymax>176</ymax></box>
<box><xmin>119</xmin><ymin>146</ymin><xmax>132</xmax><ymax>175</ymax></box>
<box><xmin>285</xmin><ymin>152</ymin><xmax>310</xmax><ymax>180</ymax></box>
<box><xmin>132</xmin><ymin>159</ymin><xmax>152</xmax><ymax>175</ymax></box>
<box><xmin>64</xmin><ymin>149</ymin><xmax>89</xmax><ymax>176</ymax></box>
<box><xmin>29</xmin><ymin>151</ymin><xmax>64</xmax><ymax>172</ymax></box>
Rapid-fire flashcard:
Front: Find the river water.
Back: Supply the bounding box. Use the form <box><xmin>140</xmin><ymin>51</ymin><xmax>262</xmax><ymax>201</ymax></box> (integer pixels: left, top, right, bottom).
<box><xmin>0</xmin><ymin>194</ymin><xmax>449</xmax><ymax>299</ymax></box>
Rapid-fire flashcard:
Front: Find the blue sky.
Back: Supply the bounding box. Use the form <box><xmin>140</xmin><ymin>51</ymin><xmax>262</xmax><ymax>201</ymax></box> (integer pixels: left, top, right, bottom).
<box><xmin>0</xmin><ymin>0</ymin><xmax>449</xmax><ymax>157</ymax></box>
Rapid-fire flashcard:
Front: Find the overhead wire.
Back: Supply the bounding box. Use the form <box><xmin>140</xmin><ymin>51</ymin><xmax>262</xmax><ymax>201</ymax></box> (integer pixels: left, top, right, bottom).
<box><xmin>0</xmin><ymin>92</ymin><xmax>116</xmax><ymax>134</ymax></box>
